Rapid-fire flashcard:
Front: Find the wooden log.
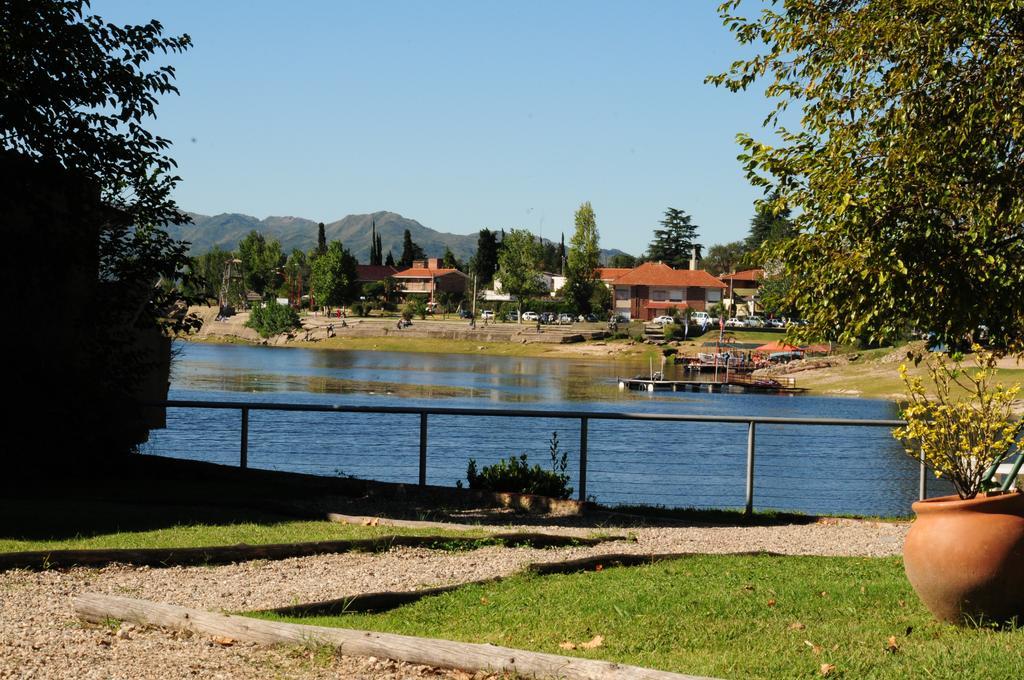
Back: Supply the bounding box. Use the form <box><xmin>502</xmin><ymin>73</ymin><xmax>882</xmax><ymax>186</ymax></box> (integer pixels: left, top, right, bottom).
<box><xmin>0</xmin><ymin>532</ymin><xmax>618</xmax><ymax>571</ymax></box>
<box><xmin>326</xmin><ymin>513</ymin><xmax>484</xmax><ymax>531</ymax></box>
<box><xmin>75</xmin><ymin>593</ymin><xmax>715</xmax><ymax>680</ymax></box>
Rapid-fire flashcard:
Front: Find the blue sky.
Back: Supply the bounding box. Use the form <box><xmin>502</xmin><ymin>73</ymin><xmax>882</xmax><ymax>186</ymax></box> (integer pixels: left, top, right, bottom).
<box><xmin>92</xmin><ymin>0</ymin><xmax>774</xmax><ymax>254</ymax></box>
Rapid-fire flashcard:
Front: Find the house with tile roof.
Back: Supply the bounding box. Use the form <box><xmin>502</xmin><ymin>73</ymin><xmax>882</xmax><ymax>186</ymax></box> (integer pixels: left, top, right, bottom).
<box><xmin>393</xmin><ymin>258</ymin><xmax>468</xmax><ymax>301</ymax></box>
<box><xmin>720</xmin><ymin>268</ymin><xmax>764</xmax><ymax>316</ymax></box>
<box><xmin>604</xmin><ymin>262</ymin><xmax>727</xmax><ymax>321</ymax></box>
<box><xmin>355</xmin><ymin>264</ymin><xmax>397</xmax><ymax>285</ymax></box>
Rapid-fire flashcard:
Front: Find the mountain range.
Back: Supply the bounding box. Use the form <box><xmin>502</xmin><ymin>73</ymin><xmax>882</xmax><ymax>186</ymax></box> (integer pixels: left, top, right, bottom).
<box><xmin>168</xmin><ymin>211</ymin><xmax>628</xmax><ymax>264</ymax></box>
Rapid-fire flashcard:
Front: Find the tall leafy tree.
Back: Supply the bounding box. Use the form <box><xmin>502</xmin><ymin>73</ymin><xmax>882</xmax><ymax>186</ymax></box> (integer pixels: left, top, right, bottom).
<box><xmin>398</xmin><ymin>229</ymin><xmax>424</xmax><ymax>268</ymax></box>
<box><xmin>236</xmin><ymin>230</ymin><xmax>284</xmax><ymax>297</ymax></box>
<box><xmin>606</xmin><ymin>253</ymin><xmax>637</xmax><ymax>268</ymax></box>
<box><xmin>496</xmin><ymin>228</ymin><xmax>545</xmax><ymax>322</ymax></box>
<box><xmin>310</xmin><ymin>241</ymin><xmax>359</xmax><ymax>309</ymax></box>
<box><xmin>646</xmin><ymin>208</ymin><xmax>700</xmax><ymax>269</ymax></box>
<box><xmin>711</xmin><ymin>1</ymin><xmax>1024</xmax><ymax>350</ymax></box>
<box><xmin>702</xmin><ymin>241</ymin><xmax>749</xmax><ymax>277</ymax></box>
<box><xmin>385</xmin><ymin>250</ymin><xmax>395</xmax><ymax>267</ymax></box>
<box><xmin>473</xmin><ymin>228</ymin><xmax>500</xmax><ymax>285</ymax></box>
<box><xmin>564</xmin><ymin>201</ymin><xmax>602</xmax><ymax>314</ymax></box>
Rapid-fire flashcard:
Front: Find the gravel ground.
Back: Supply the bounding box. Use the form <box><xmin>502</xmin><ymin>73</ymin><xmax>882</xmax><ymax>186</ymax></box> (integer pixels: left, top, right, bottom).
<box><xmin>0</xmin><ymin>519</ymin><xmax>908</xmax><ymax>679</ymax></box>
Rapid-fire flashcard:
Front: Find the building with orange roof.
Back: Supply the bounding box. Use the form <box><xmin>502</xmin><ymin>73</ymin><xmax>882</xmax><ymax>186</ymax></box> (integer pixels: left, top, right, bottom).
<box><xmin>393</xmin><ymin>258</ymin><xmax>468</xmax><ymax>302</ymax></box>
<box><xmin>608</xmin><ymin>262</ymin><xmax>726</xmax><ymax>320</ymax></box>
<box><xmin>719</xmin><ymin>268</ymin><xmax>764</xmax><ymax>315</ymax></box>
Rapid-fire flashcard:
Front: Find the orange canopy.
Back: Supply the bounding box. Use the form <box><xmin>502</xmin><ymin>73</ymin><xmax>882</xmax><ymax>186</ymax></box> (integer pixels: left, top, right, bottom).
<box><xmin>755</xmin><ymin>341</ymin><xmax>803</xmax><ymax>353</ymax></box>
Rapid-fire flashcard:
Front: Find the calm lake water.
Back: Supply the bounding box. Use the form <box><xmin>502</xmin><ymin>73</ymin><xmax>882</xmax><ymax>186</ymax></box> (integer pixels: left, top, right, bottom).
<box><xmin>144</xmin><ymin>342</ymin><xmax>946</xmax><ymax>517</ymax></box>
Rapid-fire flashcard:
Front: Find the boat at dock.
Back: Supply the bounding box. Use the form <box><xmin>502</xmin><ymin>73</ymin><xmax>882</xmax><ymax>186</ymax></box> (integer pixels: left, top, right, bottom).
<box><xmin>618</xmin><ymin>374</ymin><xmax>807</xmax><ymax>394</ymax></box>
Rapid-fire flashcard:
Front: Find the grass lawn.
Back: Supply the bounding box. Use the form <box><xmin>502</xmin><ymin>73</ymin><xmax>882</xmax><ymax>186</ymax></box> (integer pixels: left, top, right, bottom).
<box><xmin>0</xmin><ymin>497</ymin><xmax>486</xmax><ymax>553</ymax></box>
<box><xmin>254</xmin><ymin>554</ymin><xmax>1024</xmax><ymax>679</ymax></box>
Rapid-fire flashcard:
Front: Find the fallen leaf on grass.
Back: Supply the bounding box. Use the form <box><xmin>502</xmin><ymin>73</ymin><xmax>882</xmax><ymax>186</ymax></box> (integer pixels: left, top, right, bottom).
<box><xmin>580</xmin><ymin>635</ymin><xmax>604</xmax><ymax>649</ymax></box>
<box><xmin>559</xmin><ymin>641</ymin><xmax>577</xmax><ymax>650</ymax></box>
<box><xmin>213</xmin><ymin>636</ymin><xmax>235</xmax><ymax>646</ymax></box>
<box><xmin>480</xmin><ymin>597</ymin><xmax>489</xmax><ymax>605</ymax></box>
<box><xmin>595</xmin><ymin>564</ymin><xmax>603</xmax><ymax>572</ymax></box>
<box><xmin>886</xmin><ymin>635</ymin><xmax>900</xmax><ymax>653</ymax></box>
<box><xmin>805</xmin><ymin>640</ymin><xmax>822</xmax><ymax>655</ymax></box>
<box><xmin>820</xmin><ymin>663</ymin><xmax>836</xmax><ymax>676</ymax></box>
<box><xmin>788</xmin><ymin>622</ymin><xmax>806</xmax><ymax>631</ymax></box>
<box><xmin>767</xmin><ymin>598</ymin><xmax>777</xmax><ymax>607</ymax></box>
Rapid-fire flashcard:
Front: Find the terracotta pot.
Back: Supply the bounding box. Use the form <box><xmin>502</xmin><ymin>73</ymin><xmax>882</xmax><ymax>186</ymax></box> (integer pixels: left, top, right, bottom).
<box><xmin>904</xmin><ymin>491</ymin><xmax>1024</xmax><ymax>624</ymax></box>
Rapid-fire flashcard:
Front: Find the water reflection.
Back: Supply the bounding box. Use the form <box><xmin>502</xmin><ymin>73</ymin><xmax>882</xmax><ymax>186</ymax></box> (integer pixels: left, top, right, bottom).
<box><xmin>150</xmin><ymin>342</ymin><xmax>949</xmax><ymax>516</ymax></box>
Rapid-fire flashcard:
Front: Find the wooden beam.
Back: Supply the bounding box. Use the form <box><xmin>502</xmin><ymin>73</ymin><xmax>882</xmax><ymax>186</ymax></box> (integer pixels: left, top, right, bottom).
<box><xmin>325</xmin><ymin>513</ymin><xmax>484</xmax><ymax>531</ymax></box>
<box><xmin>75</xmin><ymin>594</ymin><xmax>715</xmax><ymax>680</ymax></box>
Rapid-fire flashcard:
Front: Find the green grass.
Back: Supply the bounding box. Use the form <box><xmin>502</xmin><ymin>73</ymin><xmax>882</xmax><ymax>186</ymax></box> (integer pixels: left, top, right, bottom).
<box><xmin>0</xmin><ymin>496</ymin><xmax>490</xmax><ymax>553</ymax></box>
<box><xmin>0</xmin><ymin>519</ymin><xmax>488</xmax><ymax>553</ymax></box>
<box><xmin>253</xmin><ymin>554</ymin><xmax>1024</xmax><ymax>679</ymax></box>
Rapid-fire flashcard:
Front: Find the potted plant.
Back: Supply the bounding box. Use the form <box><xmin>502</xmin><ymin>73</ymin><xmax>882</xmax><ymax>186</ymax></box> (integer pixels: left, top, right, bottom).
<box><xmin>894</xmin><ymin>348</ymin><xmax>1024</xmax><ymax>624</ymax></box>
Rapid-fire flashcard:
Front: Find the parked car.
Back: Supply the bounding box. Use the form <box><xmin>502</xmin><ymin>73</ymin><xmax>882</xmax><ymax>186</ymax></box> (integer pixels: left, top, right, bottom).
<box><xmin>585</xmin><ymin>313</ymin><xmax>599</xmax><ymax>322</ymax></box>
<box><xmin>481</xmin><ymin>310</ymin><xmax>495</xmax><ymax>320</ymax></box>
<box><xmin>506</xmin><ymin>311</ymin><xmax>520</xmax><ymax>322</ymax></box>
<box><xmin>540</xmin><ymin>312</ymin><xmax>556</xmax><ymax>324</ymax></box>
<box><xmin>522</xmin><ymin>311</ymin><xmax>539</xmax><ymax>322</ymax></box>
<box><xmin>744</xmin><ymin>316</ymin><xmax>765</xmax><ymax>328</ymax></box>
<box><xmin>691</xmin><ymin>311</ymin><xmax>716</xmax><ymax>327</ymax></box>
<box><xmin>459</xmin><ymin>309</ymin><xmax>473</xmax><ymax>319</ymax></box>
<box><xmin>558</xmin><ymin>313</ymin><xmax>574</xmax><ymax>325</ymax></box>
<box><xmin>724</xmin><ymin>317</ymin><xmax>746</xmax><ymax>328</ymax></box>
<box><xmin>766</xmin><ymin>318</ymin><xmax>785</xmax><ymax>329</ymax></box>
<box><xmin>652</xmin><ymin>315</ymin><xmax>675</xmax><ymax>326</ymax></box>
<box><xmin>609</xmin><ymin>314</ymin><xmax>629</xmax><ymax>324</ymax></box>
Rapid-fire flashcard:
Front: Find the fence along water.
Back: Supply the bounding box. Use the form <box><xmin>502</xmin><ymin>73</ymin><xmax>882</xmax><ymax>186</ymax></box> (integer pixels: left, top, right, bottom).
<box><xmin>149</xmin><ymin>400</ymin><xmax>919</xmax><ymax>516</ymax></box>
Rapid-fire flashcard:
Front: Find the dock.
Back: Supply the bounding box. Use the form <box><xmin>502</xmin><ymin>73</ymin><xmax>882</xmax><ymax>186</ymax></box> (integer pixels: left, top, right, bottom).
<box><xmin>617</xmin><ymin>375</ymin><xmax>807</xmax><ymax>394</ymax></box>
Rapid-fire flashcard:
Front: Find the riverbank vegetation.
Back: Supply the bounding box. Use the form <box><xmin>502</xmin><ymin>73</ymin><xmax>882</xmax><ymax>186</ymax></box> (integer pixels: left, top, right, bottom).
<box><xmin>255</xmin><ymin>553</ymin><xmax>1024</xmax><ymax>679</ymax></box>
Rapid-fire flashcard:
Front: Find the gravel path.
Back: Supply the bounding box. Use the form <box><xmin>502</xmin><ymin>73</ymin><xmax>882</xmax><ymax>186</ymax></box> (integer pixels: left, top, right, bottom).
<box><xmin>0</xmin><ymin>519</ymin><xmax>907</xmax><ymax>679</ymax></box>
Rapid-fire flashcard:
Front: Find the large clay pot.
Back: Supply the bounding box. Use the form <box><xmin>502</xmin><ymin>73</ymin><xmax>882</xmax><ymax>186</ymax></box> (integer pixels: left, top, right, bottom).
<box><xmin>904</xmin><ymin>491</ymin><xmax>1024</xmax><ymax>624</ymax></box>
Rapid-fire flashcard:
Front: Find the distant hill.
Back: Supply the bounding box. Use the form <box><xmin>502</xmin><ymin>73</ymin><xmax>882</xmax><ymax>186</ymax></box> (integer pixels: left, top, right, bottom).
<box><xmin>169</xmin><ymin>210</ymin><xmax>630</xmax><ymax>265</ymax></box>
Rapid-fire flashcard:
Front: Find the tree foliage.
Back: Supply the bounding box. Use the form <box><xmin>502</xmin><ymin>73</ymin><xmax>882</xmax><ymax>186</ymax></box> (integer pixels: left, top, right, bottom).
<box><xmin>398</xmin><ymin>229</ymin><xmax>424</xmax><ymax>268</ymax></box>
<box><xmin>702</xmin><ymin>241</ymin><xmax>748</xmax><ymax>276</ymax></box>
<box><xmin>2</xmin><ymin>0</ymin><xmax>198</xmax><ymax>331</ymax></box>
<box><xmin>496</xmin><ymin>228</ymin><xmax>545</xmax><ymax>319</ymax></box>
<box><xmin>310</xmin><ymin>241</ymin><xmax>359</xmax><ymax>309</ymax></box>
<box><xmin>472</xmin><ymin>228</ymin><xmax>500</xmax><ymax>285</ymax></box>
<box><xmin>246</xmin><ymin>299</ymin><xmax>299</xmax><ymax>338</ymax></box>
<box><xmin>369</xmin><ymin>220</ymin><xmax>383</xmax><ymax>266</ymax></box>
<box><xmin>564</xmin><ymin>201</ymin><xmax>601</xmax><ymax>314</ymax></box>
<box><xmin>710</xmin><ymin>0</ymin><xmax>1024</xmax><ymax>350</ymax></box>
<box><xmin>646</xmin><ymin>208</ymin><xmax>700</xmax><ymax>269</ymax></box>
<box><xmin>237</xmin><ymin>230</ymin><xmax>284</xmax><ymax>297</ymax></box>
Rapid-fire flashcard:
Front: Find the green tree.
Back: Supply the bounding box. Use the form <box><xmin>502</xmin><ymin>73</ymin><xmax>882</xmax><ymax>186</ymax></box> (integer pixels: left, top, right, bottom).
<box><xmin>646</xmin><ymin>208</ymin><xmax>699</xmax><ymax>269</ymax></box>
<box><xmin>186</xmin><ymin>246</ymin><xmax>233</xmax><ymax>301</ymax></box>
<box><xmin>236</xmin><ymin>230</ymin><xmax>284</xmax><ymax>297</ymax></box>
<box><xmin>442</xmin><ymin>247</ymin><xmax>461</xmax><ymax>270</ymax></box>
<box><xmin>710</xmin><ymin>1</ymin><xmax>1024</xmax><ymax>350</ymax></box>
<box><xmin>564</xmin><ymin>201</ymin><xmax>601</xmax><ymax>314</ymax></box>
<box><xmin>496</xmin><ymin>228</ymin><xmax>545</xmax><ymax>322</ymax></box>
<box><xmin>385</xmin><ymin>250</ymin><xmax>395</xmax><ymax>267</ymax></box>
<box><xmin>316</xmin><ymin>222</ymin><xmax>327</xmax><ymax>257</ymax></box>
<box><xmin>606</xmin><ymin>253</ymin><xmax>637</xmax><ymax>269</ymax></box>
<box><xmin>472</xmin><ymin>228</ymin><xmax>500</xmax><ymax>285</ymax></box>
<box><xmin>310</xmin><ymin>241</ymin><xmax>359</xmax><ymax>309</ymax></box>
<box><xmin>369</xmin><ymin>220</ymin><xmax>383</xmax><ymax>266</ymax></box>
<box><xmin>398</xmin><ymin>229</ymin><xmax>424</xmax><ymax>268</ymax></box>
<box><xmin>282</xmin><ymin>248</ymin><xmax>310</xmax><ymax>302</ymax></box>
<box><xmin>745</xmin><ymin>195</ymin><xmax>795</xmax><ymax>256</ymax></box>
<box><xmin>702</xmin><ymin>241</ymin><xmax>749</xmax><ymax>276</ymax></box>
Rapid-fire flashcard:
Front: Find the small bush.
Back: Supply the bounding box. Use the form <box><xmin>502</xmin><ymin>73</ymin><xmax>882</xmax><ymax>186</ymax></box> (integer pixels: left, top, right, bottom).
<box><xmin>464</xmin><ymin>432</ymin><xmax>572</xmax><ymax>499</ymax></box>
<box><xmin>246</xmin><ymin>299</ymin><xmax>300</xmax><ymax>338</ymax></box>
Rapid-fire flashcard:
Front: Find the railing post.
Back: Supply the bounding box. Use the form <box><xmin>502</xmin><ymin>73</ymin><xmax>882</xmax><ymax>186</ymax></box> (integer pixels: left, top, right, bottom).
<box><xmin>745</xmin><ymin>421</ymin><xmax>756</xmax><ymax>516</ymax></box>
<box><xmin>578</xmin><ymin>417</ymin><xmax>588</xmax><ymax>502</ymax></box>
<box><xmin>419</xmin><ymin>413</ymin><xmax>428</xmax><ymax>486</ymax></box>
<box><xmin>919</xmin><ymin>448</ymin><xmax>926</xmax><ymax>500</ymax></box>
<box><xmin>240</xmin><ymin>407</ymin><xmax>249</xmax><ymax>469</ymax></box>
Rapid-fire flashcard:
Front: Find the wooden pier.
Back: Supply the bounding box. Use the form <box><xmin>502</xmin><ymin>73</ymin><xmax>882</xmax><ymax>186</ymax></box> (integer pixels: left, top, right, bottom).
<box><xmin>617</xmin><ymin>375</ymin><xmax>806</xmax><ymax>394</ymax></box>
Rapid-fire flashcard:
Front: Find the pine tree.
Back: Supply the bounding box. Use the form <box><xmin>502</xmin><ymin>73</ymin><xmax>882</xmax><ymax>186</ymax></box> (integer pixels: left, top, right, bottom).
<box><xmin>316</xmin><ymin>222</ymin><xmax>327</xmax><ymax>257</ymax></box>
<box><xmin>369</xmin><ymin>220</ymin><xmax>383</xmax><ymax>266</ymax></box>
<box><xmin>385</xmin><ymin>250</ymin><xmax>395</xmax><ymax>267</ymax></box>
<box><xmin>399</xmin><ymin>229</ymin><xmax>424</xmax><ymax>268</ymax></box>
<box><xmin>472</xmin><ymin>228</ymin><xmax>500</xmax><ymax>285</ymax></box>
<box><xmin>646</xmin><ymin>208</ymin><xmax>699</xmax><ymax>269</ymax></box>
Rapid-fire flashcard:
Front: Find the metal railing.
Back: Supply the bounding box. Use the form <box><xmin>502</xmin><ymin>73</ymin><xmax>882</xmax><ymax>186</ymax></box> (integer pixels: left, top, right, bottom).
<box><xmin>155</xmin><ymin>399</ymin><xmax>914</xmax><ymax>514</ymax></box>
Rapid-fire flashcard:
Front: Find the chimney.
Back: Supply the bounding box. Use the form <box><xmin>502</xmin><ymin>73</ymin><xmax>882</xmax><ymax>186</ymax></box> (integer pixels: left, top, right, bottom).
<box><xmin>689</xmin><ymin>244</ymin><xmax>703</xmax><ymax>270</ymax></box>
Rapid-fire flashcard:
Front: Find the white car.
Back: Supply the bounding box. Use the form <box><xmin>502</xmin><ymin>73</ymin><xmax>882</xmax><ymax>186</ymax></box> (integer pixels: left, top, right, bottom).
<box><xmin>522</xmin><ymin>311</ymin><xmax>539</xmax><ymax>322</ymax></box>
<box><xmin>724</xmin><ymin>317</ymin><xmax>746</xmax><ymax>328</ymax></box>
<box><xmin>481</xmin><ymin>310</ymin><xmax>495</xmax><ymax>320</ymax></box>
<box><xmin>744</xmin><ymin>316</ymin><xmax>765</xmax><ymax>328</ymax></box>
<box><xmin>652</xmin><ymin>315</ymin><xmax>675</xmax><ymax>326</ymax></box>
